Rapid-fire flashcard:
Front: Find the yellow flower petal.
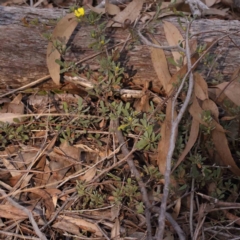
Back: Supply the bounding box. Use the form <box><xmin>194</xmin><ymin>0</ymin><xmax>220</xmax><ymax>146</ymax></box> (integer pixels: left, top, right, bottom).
<box><xmin>74</xmin><ymin>7</ymin><xmax>85</xmax><ymax>18</ymax></box>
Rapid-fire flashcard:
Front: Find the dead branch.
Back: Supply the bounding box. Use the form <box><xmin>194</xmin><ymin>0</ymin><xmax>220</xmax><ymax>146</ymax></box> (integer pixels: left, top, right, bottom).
<box><xmin>0</xmin><ymin>6</ymin><xmax>240</xmax><ymax>95</ymax></box>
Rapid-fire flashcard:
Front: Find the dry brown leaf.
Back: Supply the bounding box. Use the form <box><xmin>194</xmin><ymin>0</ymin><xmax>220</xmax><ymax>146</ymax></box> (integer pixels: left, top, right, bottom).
<box><xmin>194</xmin><ymin>72</ymin><xmax>208</xmax><ymax>101</ymax></box>
<box><xmin>46</xmin><ymin>134</ymin><xmax>58</xmax><ymax>152</ymax></box>
<box><xmin>14</xmin><ymin>151</ymin><xmax>38</xmax><ymax>169</ymax></box>
<box><xmin>140</xmin><ymin>12</ymin><xmax>155</xmax><ymax>23</ymax></box>
<box><xmin>158</xmin><ymin>120</ymin><xmax>169</xmax><ymax>175</ymax></box>
<box><xmin>215</xmin><ymin>81</ymin><xmax>240</xmax><ymax>106</ymax></box>
<box><xmin>202</xmin><ymin>99</ymin><xmax>219</xmax><ymax>121</ymax></box>
<box><xmin>1</xmin><ymin>0</ymin><xmax>25</xmax><ymax>5</ymax></box>
<box><xmin>0</xmin><ymin>94</ymin><xmax>24</xmax><ymax>123</ymax></box>
<box><xmin>212</xmin><ymin>129</ymin><xmax>240</xmax><ymax>176</ymax></box>
<box><xmin>79</xmin><ymin>167</ymin><xmax>97</xmax><ymax>182</ymax></box>
<box><xmin>189</xmin><ymin>95</ymin><xmax>225</xmax><ymax>132</ymax></box>
<box><xmin>0</xmin><ymin>204</ymin><xmax>30</xmax><ymax>220</ymax></box>
<box><xmin>134</xmin><ymin>81</ymin><xmax>151</xmax><ymax>112</ymax></box>
<box><xmin>189</xmin><ymin>38</ymin><xmax>198</xmax><ymax>56</ymax></box>
<box><xmin>107</xmin><ymin>0</ymin><xmax>144</xmax><ymax>27</ymax></box>
<box><xmin>111</xmin><ymin>204</ymin><xmax>120</xmax><ymax>220</ymax></box>
<box><xmin>111</xmin><ymin>218</ymin><xmax>120</xmax><ymax>239</ymax></box>
<box><xmin>47</xmin><ymin>13</ymin><xmax>78</xmax><ymax>85</ymax></box>
<box><xmin>28</xmin><ymin>95</ymin><xmax>49</xmax><ymax>109</ymax></box>
<box><xmin>58</xmin><ymin>141</ymin><xmax>81</xmax><ymax>160</ymax></box>
<box><xmin>150</xmin><ymin>39</ymin><xmax>171</xmax><ymax>92</ymax></box>
<box><xmin>58</xmin><ymin>215</ymin><xmax>103</xmax><ymax>236</ymax></box>
<box><xmin>166</xmin><ymin>53</ymin><xmax>199</xmax><ymax>95</ymax></box>
<box><xmin>158</xmin><ymin>99</ymin><xmax>177</xmax><ymax>174</ymax></box>
<box><xmin>205</xmin><ymin>0</ymin><xmax>219</xmax><ymax>7</ymax></box>
<box><xmin>203</xmin><ymin>8</ymin><xmax>229</xmax><ymax>17</ymax></box>
<box><xmin>163</xmin><ymin>21</ymin><xmax>184</xmax><ymax>71</ymax></box>
<box><xmin>2</xmin><ymin>158</ymin><xmax>19</xmax><ymax>177</ymax></box>
<box><xmin>208</xmin><ymin>87</ymin><xmax>225</xmax><ymax>104</ymax></box>
<box><xmin>172</xmin><ymin>198</ymin><xmax>181</xmax><ymax>219</ymax></box>
<box><xmin>34</xmin><ymin>155</ymin><xmax>48</xmax><ymax>186</ymax></box>
<box><xmin>221</xmin><ymin>115</ymin><xmax>237</xmax><ymax>121</ymax></box>
<box><xmin>86</xmin><ymin>4</ymin><xmax>105</xmax><ymax>14</ymax></box>
<box><xmin>52</xmin><ymin>221</ymin><xmax>81</xmax><ymax>236</ymax></box>
<box><xmin>163</xmin><ymin>231</ymin><xmax>174</xmax><ymax>240</ymax></box>
<box><xmin>0</xmin><ymin>113</ymin><xmax>23</xmax><ymax>124</ymax></box>
<box><xmin>48</xmin><ymin>157</ymin><xmax>69</xmax><ymax>183</ymax></box>
<box><xmin>173</xmin><ymin>118</ymin><xmax>199</xmax><ymax>172</ymax></box>
<box><xmin>223</xmin><ymin>209</ymin><xmax>240</xmax><ymax>226</ymax></box>
<box><xmin>8</xmin><ymin>174</ymin><xmax>22</xmax><ymax>187</ymax></box>
<box><xmin>20</xmin><ymin>174</ymin><xmax>33</xmax><ymax>189</ymax></box>
<box><xmin>106</xmin><ymin>3</ymin><xmax>121</xmax><ymax>15</ymax></box>
<box><xmin>11</xmin><ymin>93</ymin><xmax>22</xmax><ymax>104</ymax></box>
<box><xmin>45</xmin><ymin>188</ymin><xmax>67</xmax><ymax>202</ymax></box>
<box><xmin>43</xmin><ymin>164</ymin><xmax>52</xmax><ymax>187</ymax></box>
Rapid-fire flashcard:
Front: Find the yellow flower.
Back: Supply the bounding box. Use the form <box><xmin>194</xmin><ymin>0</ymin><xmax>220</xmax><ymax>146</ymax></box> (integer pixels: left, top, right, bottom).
<box><xmin>74</xmin><ymin>8</ymin><xmax>85</xmax><ymax>18</ymax></box>
<box><xmin>100</xmin><ymin>40</ymin><xmax>105</xmax><ymax>45</ymax></box>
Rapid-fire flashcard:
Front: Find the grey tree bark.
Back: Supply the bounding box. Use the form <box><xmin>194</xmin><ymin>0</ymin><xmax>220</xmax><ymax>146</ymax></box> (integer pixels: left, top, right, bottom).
<box><xmin>0</xmin><ymin>6</ymin><xmax>240</xmax><ymax>95</ymax></box>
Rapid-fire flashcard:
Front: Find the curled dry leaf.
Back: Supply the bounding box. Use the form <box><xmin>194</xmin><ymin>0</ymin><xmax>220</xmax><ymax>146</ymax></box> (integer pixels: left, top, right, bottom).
<box><xmin>78</xmin><ymin>167</ymin><xmax>97</xmax><ymax>182</ymax></box>
<box><xmin>111</xmin><ymin>218</ymin><xmax>120</xmax><ymax>239</ymax></box>
<box><xmin>86</xmin><ymin>4</ymin><xmax>105</xmax><ymax>14</ymax></box>
<box><xmin>205</xmin><ymin>0</ymin><xmax>219</xmax><ymax>7</ymax></box>
<box><xmin>106</xmin><ymin>2</ymin><xmax>121</xmax><ymax>15</ymax></box>
<box><xmin>212</xmin><ymin>129</ymin><xmax>240</xmax><ymax>176</ymax></box>
<box><xmin>47</xmin><ymin>13</ymin><xmax>78</xmax><ymax>85</ymax></box>
<box><xmin>52</xmin><ymin>221</ymin><xmax>81</xmax><ymax>236</ymax></box>
<box><xmin>158</xmin><ymin>99</ymin><xmax>177</xmax><ymax>174</ymax></box>
<box><xmin>57</xmin><ymin>215</ymin><xmax>103</xmax><ymax>236</ymax></box>
<box><xmin>150</xmin><ymin>39</ymin><xmax>171</xmax><ymax>92</ymax></box>
<box><xmin>194</xmin><ymin>72</ymin><xmax>209</xmax><ymax>101</ymax></box>
<box><xmin>0</xmin><ymin>204</ymin><xmax>34</xmax><ymax>220</ymax></box>
<box><xmin>107</xmin><ymin>0</ymin><xmax>144</xmax><ymax>27</ymax></box>
<box><xmin>202</xmin><ymin>99</ymin><xmax>219</xmax><ymax>121</ymax></box>
<box><xmin>173</xmin><ymin>118</ymin><xmax>199</xmax><ymax>172</ymax></box>
<box><xmin>172</xmin><ymin>198</ymin><xmax>181</xmax><ymax>219</ymax></box>
<box><xmin>163</xmin><ymin>21</ymin><xmax>184</xmax><ymax>71</ymax></box>
<box><xmin>163</xmin><ymin>231</ymin><xmax>174</xmax><ymax>240</ymax></box>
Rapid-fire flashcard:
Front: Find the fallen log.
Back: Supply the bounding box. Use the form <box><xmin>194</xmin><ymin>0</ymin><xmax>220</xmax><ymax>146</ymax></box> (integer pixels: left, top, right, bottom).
<box><xmin>0</xmin><ymin>6</ymin><xmax>240</xmax><ymax>95</ymax></box>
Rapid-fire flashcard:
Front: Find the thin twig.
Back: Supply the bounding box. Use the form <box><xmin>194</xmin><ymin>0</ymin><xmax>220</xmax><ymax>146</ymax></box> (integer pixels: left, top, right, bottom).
<box><xmin>0</xmin><ymin>230</ymin><xmax>40</xmax><ymax>240</ymax></box>
<box><xmin>151</xmin><ymin>206</ymin><xmax>186</xmax><ymax>240</ymax></box>
<box><xmin>112</xmin><ymin>119</ymin><xmax>153</xmax><ymax>240</ymax></box>
<box><xmin>165</xmin><ymin>212</ymin><xmax>186</xmax><ymax>240</ymax></box>
<box><xmin>138</xmin><ymin>29</ymin><xmax>185</xmax><ymax>52</ymax></box>
<box><xmin>0</xmin><ymin>75</ymin><xmax>51</xmax><ymax>98</ymax></box>
<box><xmin>190</xmin><ymin>176</ymin><xmax>195</xmax><ymax>238</ymax></box>
<box><xmin>156</xmin><ymin>20</ymin><xmax>194</xmax><ymax>240</ymax></box>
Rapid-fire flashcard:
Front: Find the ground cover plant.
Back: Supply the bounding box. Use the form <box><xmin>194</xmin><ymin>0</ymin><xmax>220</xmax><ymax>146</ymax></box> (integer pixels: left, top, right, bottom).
<box><xmin>1</xmin><ymin>0</ymin><xmax>240</xmax><ymax>239</ymax></box>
